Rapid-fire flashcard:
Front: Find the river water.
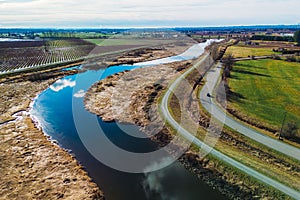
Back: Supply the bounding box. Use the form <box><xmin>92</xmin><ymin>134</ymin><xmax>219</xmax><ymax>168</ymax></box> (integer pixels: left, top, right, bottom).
<box><xmin>30</xmin><ymin>40</ymin><xmax>225</xmax><ymax>200</ymax></box>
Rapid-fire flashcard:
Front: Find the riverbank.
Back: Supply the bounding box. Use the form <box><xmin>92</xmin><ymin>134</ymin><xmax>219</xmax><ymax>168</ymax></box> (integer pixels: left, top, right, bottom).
<box><xmin>83</xmin><ymin>60</ymin><xmax>265</xmax><ymax>199</ymax></box>
<box><xmin>84</xmin><ymin>49</ymin><xmax>300</xmax><ymax>199</ymax></box>
<box><xmin>0</xmin><ymin>70</ymin><xmax>104</xmax><ymax>199</ymax></box>
<box><xmin>0</xmin><ymin>41</ymin><xmax>196</xmax><ymax>199</ymax></box>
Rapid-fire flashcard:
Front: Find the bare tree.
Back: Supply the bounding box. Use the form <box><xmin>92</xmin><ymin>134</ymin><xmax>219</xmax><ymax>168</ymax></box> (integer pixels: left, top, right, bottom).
<box><xmin>222</xmin><ymin>53</ymin><xmax>234</xmax><ymax>78</ymax></box>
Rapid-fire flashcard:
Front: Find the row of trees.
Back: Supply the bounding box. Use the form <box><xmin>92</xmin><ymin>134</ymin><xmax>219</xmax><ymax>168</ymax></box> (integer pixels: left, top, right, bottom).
<box><xmin>248</xmin><ymin>30</ymin><xmax>300</xmax><ymax>45</ymax></box>
<box><xmin>251</xmin><ymin>35</ymin><xmax>294</xmax><ymax>42</ymax></box>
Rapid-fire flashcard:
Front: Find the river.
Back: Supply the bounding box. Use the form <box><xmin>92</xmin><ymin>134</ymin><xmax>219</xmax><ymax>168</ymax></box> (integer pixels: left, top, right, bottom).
<box><xmin>30</xmin><ymin>40</ymin><xmax>226</xmax><ymax>200</ymax></box>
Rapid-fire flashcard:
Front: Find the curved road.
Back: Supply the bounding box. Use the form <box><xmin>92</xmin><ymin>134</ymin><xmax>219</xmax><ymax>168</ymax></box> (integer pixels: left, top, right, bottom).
<box><xmin>199</xmin><ymin>62</ymin><xmax>300</xmax><ymax>162</ymax></box>
<box><xmin>160</xmin><ymin>53</ymin><xmax>300</xmax><ymax>199</ymax></box>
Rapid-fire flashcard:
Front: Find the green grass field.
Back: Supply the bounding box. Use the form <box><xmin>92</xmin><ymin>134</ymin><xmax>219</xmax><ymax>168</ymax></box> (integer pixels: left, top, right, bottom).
<box><xmin>85</xmin><ymin>39</ymin><xmax>105</xmax><ymax>45</ymax></box>
<box><xmin>228</xmin><ymin>59</ymin><xmax>300</xmax><ymax>129</ymax></box>
<box><xmin>225</xmin><ymin>45</ymin><xmax>278</xmax><ymax>58</ymax></box>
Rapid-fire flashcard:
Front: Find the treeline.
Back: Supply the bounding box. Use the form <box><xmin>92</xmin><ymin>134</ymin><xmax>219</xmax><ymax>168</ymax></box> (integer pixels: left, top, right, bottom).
<box><xmin>251</xmin><ymin>35</ymin><xmax>294</xmax><ymax>42</ymax></box>
<box><xmin>40</xmin><ymin>32</ymin><xmax>111</xmax><ymax>39</ymax></box>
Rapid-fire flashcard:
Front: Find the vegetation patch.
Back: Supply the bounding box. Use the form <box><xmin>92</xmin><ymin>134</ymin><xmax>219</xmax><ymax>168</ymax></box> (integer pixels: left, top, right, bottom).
<box><xmin>228</xmin><ymin>59</ymin><xmax>300</xmax><ymax>140</ymax></box>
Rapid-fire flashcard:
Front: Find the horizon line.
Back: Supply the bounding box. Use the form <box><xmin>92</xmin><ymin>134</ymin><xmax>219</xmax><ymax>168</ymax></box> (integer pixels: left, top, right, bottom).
<box><xmin>0</xmin><ymin>23</ymin><xmax>300</xmax><ymax>30</ymax></box>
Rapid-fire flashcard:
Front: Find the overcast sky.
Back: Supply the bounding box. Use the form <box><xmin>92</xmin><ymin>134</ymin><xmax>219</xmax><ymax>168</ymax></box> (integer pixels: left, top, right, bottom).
<box><xmin>0</xmin><ymin>0</ymin><xmax>299</xmax><ymax>28</ymax></box>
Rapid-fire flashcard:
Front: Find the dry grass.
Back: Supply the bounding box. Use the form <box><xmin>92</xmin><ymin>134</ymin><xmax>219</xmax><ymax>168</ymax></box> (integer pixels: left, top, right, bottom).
<box><xmin>225</xmin><ymin>45</ymin><xmax>277</xmax><ymax>58</ymax></box>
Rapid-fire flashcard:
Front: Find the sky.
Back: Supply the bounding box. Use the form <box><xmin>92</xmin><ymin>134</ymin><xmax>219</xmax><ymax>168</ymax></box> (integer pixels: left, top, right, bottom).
<box><xmin>0</xmin><ymin>0</ymin><xmax>299</xmax><ymax>28</ymax></box>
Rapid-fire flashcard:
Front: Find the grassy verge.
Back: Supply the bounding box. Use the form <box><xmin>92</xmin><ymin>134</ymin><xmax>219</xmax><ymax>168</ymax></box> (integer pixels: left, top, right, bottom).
<box><xmin>203</xmin><ymin>154</ymin><xmax>292</xmax><ymax>200</ymax></box>
<box><xmin>160</xmin><ymin>91</ymin><xmax>294</xmax><ymax>199</ymax></box>
<box><xmin>164</xmin><ymin>116</ymin><xmax>292</xmax><ymax>199</ymax></box>
<box><xmin>201</xmin><ymin>74</ymin><xmax>300</xmax><ymax>191</ymax></box>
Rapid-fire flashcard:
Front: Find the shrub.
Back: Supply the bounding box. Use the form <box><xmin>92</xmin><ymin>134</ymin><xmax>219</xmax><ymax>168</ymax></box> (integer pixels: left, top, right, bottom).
<box><xmin>282</xmin><ymin>121</ymin><xmax>298</xmax><ymax>139</ymax></box>
<box><xmin>272</xmin><ymin>55</ymin><xmax>282</xmax><ymax>60</ymax></box>
<box><xmin>286</xmin><ymin>56</ymin><xmax>297</xmax><ymax>62</ymax></box>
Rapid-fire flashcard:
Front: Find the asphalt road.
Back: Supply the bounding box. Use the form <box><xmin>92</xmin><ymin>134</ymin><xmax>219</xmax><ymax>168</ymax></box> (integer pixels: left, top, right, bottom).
<box><xmin>160</xmin><ymin>53</ymin><xmax>300</xmax><ymax>199</ymax></box>
<box><xmin>199</xmin><ymin>62</ymin><xmax>300</xmax><ymax>162</ymax></box>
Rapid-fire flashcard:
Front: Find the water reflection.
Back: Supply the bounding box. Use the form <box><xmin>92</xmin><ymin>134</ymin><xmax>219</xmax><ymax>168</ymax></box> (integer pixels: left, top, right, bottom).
<box><xmin>31</xmin><ymin>40</ymin><xmax>226</xmax><ymax>200</ymax></box>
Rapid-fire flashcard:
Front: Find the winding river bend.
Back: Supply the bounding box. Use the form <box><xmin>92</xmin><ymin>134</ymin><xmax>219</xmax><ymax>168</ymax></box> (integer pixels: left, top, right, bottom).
<box><xmin>30</xmin><ymin>40</ymin><xmax>225</xmax><ymax>200</ymax></box>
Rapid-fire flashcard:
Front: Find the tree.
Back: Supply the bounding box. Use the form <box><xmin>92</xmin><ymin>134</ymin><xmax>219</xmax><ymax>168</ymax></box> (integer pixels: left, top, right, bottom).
<box><xmin>221</xmin><ymin>54</ymin><xmax>234</xmax><ymax>79</ymax></box>
<box><xmin>210</xmin><ymin>42</ymin><xmax>219</xmax><ymax>61</ymax></box>
<box><xmin>223</xmin><ymin>54</ymin><xmax>234</xmax><ymax>70</ymax></box>
<box><xmin>282</xmin><ymin>121</ymin><xmax>298</xmax><ymax>139</ymax></box>
<box><xmin>294</xmin><ymin>30</ymin><xmax>300</xmax><ymax>46</ymax></box>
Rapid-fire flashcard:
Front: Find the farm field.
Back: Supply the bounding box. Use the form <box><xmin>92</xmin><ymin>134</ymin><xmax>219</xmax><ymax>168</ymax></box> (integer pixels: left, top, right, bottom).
<box><xmin>225</xmin><ymin>40</ymin><xmax>300</xmax><ymax>58</ymax></box>
<box><xmin>0</xmin><ymin>39</ymin><xmax>96</xmax><ymax>73</ymax></box>
<box><xmin>0</xmin><ymin>38</ymin><xmax>167</xmax><ymax>74</ymax></box>
<box><xmin>225</xmin><ymin>44</ymin><xmax>278</xmax><ymax>58</ymax></box>
<box><xmin>228</xmin><ymin>59</ymin><xmax>300</xmax><ymax>131</ymax></box>
<box><xmin>85</xmin><ymin>38</ymin><xmax>178</xmax><ymax>46</ymax></box>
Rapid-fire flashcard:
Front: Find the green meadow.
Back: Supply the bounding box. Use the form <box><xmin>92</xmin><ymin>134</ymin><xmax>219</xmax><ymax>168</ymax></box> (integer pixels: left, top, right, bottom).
<box><xmin>228</xmin><ymin>59</ymin><xmax>300</xmax><ymax>129</ymax></box>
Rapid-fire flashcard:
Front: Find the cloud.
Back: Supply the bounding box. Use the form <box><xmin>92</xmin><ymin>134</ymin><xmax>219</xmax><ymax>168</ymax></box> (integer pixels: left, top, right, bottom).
<box><xmin>0</xmin><ymin>0</ymin><xmax>299</xmax><ymax>27</ymax></box>
<box><xmin>50</xmin><ymin>79</ymin><xmax>76</xmax><ymax>92</ymax></box>
<box><xmin>142</xmin><ymin>157</ymin><xmax>179</xmax><ymax>200</ymax></box>
<box><xmin>73</xmin><ymin>90</ymin><xmax>86</xmax><ymax>98</ymax></box>
<box><xmin>0</xmin><ymin>0</ymin><xmax>37</xmax><ymax>3</ymax></box>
